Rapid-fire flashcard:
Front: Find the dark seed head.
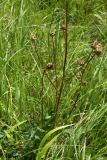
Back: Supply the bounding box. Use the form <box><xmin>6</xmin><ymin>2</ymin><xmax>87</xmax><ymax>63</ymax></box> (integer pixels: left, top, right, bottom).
<box><xmin>79</xmin><ymin>60</ymin><xmax>84</xmax><ymax>66</ymax></box>
<box><xmin>83</xmin><ymin>81</ymin><xmax>88</xmax><ymax>85</ymax></box>
<box><xmin>94</xmin><ymin>46</ymin><xmax>102</xmax><ymax>55</ymax></box>
<box><xmin>91</xmin><ymin>41</ymin><xmax>99</xmax><ymax>49</ymax></box>
<box><xmin>46</xmin><ymin>63</ymin><xmax>54</xmax><ymax>70</ymax></box>
<box><xmin>91</xmin><ymin>41</ymin><xmax>102</xmax><ymax>55</ymax></box>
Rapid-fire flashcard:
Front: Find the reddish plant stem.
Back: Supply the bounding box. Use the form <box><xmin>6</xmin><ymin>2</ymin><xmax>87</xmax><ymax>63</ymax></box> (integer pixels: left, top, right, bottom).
<box><xmin>52</xmin><ymin>36</ymin><xmax>58</xmax><ymax>101</ymax></box>
<box><xmin>85</xmin><ymin>49</ymin><xmax>93</xmax><ymax>66</ymax></box>
<box><xmin>66</xmin><ymin>53</ymin><xmax>96</xmax><ymax>121</ymax></box>
<box><xmin>41</xmin><ymin>69</ymin><xmax>46</xmax><ymax>123</ymax></box>
<box><xmin>67</xmin><ymin>71</ymin><xmax>84</xmax><ymax>120</ymax></box>
<box><xmin>45</xmin><ymin>72</ymin><xmax>58</xmax><ymax>92</ymax></box>
<box><xmin>55</xmin><ymin>0</ymin><xmax>68</xmax><ymax>113</ymax></box>
<box><xmin>65</xmin><ymin>67</ymin><xmax>82</xmax><ymax>83</ymax></box>
<box><xmin>65</xmin><ymin>50</ymin><xmax>94</xmax><ymax>83</ymax></box>
<box><xmin>33</xmin><ymin>41</ymin><xmax>43</xmax><ymax>67</ymax></box>
<box><xmin>33</xmin><ymin>40</ymin><xmax>58</xmax><ymax>123</ymax></box>
<box><xmin>84</xmin><ymin>53</ymin><xmax>96</xmax><ymax>70</ymax></box>
<box><xmin>33</xmin><ymin>40</ymin><xmax>57</xmax><ymax>92</ymax></box>
<box><xmin>41</xmin><ymin>69</ymin><xmax>59</xmax><ymax>124</ymax></box>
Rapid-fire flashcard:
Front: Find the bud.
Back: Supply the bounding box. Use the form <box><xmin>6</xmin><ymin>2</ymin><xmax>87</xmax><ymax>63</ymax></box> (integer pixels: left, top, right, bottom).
<box><xmin>50</xmin><ymin>30</ymin><xmax>55</xmax><ymax>36</ymax></box>
<box><xmin>46</xmin><ymin>63</ymin><xmax>54</xmax><ymax>70</ymax></box>
<box><xmin>30</xmin><ymin>33</ymin><xmax>36</xmax><ymax>41</ymax></box>
<box><xmin>83</xmin><ymin>81</ymin><xmax>88</xmax><ymax>85</ymax></box>
<box><xmin>91</xmin><ymin>41</ymin><xmax>99</xmax><ymax>49</ymax></box>
<box><xmin>61</xmin><ymin>24</ymin><xmax>66</xmax><ymax>30</ymax></box>
<box><xmin>94</xmin><ymin>46</ymin><xmax>102</xmax><ymax>55</ymax></box>
<box><xmin>79</xmin><ymin>60</ymin><xmax>84</xmax><ymax>66</ymax></box>
<box><xmin>91</xmin><ymin>41</ymin><xmax>102</xmax><ymax>55</ymax></box>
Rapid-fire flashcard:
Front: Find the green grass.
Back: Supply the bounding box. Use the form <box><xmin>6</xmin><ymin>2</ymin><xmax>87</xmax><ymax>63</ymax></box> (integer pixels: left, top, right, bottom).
<box><xmin>0</xmin><ymin>0</ymin><xmax>107</xmax><ymax>159</ymax></box>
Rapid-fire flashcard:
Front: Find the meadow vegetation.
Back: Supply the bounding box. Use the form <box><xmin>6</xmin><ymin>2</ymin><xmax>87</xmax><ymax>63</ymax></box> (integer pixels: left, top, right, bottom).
<box><xmin>0</xmin><ymin>0</ymin><xmax>107</xmax><ymax>159</ymax></box>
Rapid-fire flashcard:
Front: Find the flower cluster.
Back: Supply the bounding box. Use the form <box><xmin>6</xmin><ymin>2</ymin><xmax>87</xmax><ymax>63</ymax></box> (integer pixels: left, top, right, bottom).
<box><xmin>91</xmin><ymin>41</ymin><xmax>102</xmax><ymax>55</ymax></box>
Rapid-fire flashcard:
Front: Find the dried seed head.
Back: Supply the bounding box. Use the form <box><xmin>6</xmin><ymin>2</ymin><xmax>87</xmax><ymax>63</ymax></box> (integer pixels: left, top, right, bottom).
<box><xmin>91</xmin><ymin>41</ymin><xmax>102</xmax><ymax>55</ymax></box>
<box><xmin>46</xmin><ymin>63</ymin><xmax>54</xmax><ymax>70</ymax></box>
<box><xmin>94</xmin><ymin>46</ymin><xmax>102</xmax><ymax>55</ymax></box>
<box><xmin>50</xmin><ymin>30</ymin><xmax>55</xmax><ymax>36</ymax></box>
<box><xmin>83</xmin><ymin>81</ymin><xmax>88</xmax><ymax>85</ymax></box>
<box><xmin>30</xmin><ymin>33</ymin><xmax>36</xmax><ymax>41</ymax></box>
<box><xmin>61</xmin><ymin>24</ymin><xmax>66</xmax><ymax>30</ymax></box>
<box><xmin>79</xmin><ymin>60</ymin><xmax>84</xmax><ymax>66</ymax></box>
<box><xmin>91</xmin><ymin>41</ymin><xmax>99</xmax><ymax>49</ymax></box>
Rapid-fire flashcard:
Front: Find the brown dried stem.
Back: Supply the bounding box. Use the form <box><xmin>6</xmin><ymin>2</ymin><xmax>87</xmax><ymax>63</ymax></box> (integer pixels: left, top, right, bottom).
<box><xmin>41</xmin><ymin>69</ymin><xmax>46</xmax><ymax>123</ymax></box>
<box><xmin>54</xmin><ymin>0</ymin><xmax>68</xmax><ymax>114</ymax></box>
<box><xmin>66</xmin><ymin>52</ymin><xmax>96</xmax><ymax>121</ymax></box>
<box><xmin>32</xmin><ymin>40</ymin><xmax>57</xmax><ymax>92</ymax></box>
<box><xmin>52</xmin><ymin>36</ymin><xmax>58</xmax><ymax>101</ymax></box>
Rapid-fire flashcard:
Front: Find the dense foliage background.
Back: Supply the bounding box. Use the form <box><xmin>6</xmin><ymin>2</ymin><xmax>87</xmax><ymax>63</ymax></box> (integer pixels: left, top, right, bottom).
<box><xmin>0</xmin><ymin>0</ymin><xmax>107</xmax><ymax>159</ymax></box>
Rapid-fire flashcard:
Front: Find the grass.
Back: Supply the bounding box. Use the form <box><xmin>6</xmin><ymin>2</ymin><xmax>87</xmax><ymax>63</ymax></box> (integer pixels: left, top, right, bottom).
<box><xmin>0</xmin><ymin>0</ymin><xmax>107</xmax><ymax>159</ymax></box>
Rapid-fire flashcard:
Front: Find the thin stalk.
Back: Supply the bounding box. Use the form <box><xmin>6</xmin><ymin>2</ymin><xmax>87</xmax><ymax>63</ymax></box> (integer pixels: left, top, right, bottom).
<box><xmin>63</xmin><ymin>0</ymin><xmax>68</xmax><ymax>79</ymax></box>
<box><xmin>65</xmin><ymin>50</ymin><xmax>93</xmax><ymax>83</ymax></box>
<box><xmin>41</xmin><ymin>69</ymin><xmax>58</xmax><ymax>124</ymax></box>
<box><xmin>66</xmin><ymin>52</ymin><xmax>96</xmax><ymax>121</ymax></box>
<box><xmin>84</xmin><ymin>53</ymin><xmax>96</xmax><ymax>70</ymax></box>
<box><xmin>41</xmin><ymin>69</ymin><xmax>46</xmax><ymax>123</ymax></box>
<box><xmin>67</xmin><ymin>70</ymin><xmax>84</xmax><ymax>119</ymax></box>
<box><xmin>5</xmin><ymin>75</ymin><xmax>13</xmax><ymax>110</ymax></box>
<box><xmin>33</xmin><ymin>40</ymin><xmax>57</xmax><ymax>91</ymax></box>
<box><xmin>33</xmin><ymin>40</ymin><xmax>43</xmax><ymax>67</ymax></box>
<box><xmin>65</xmin><ymin>67</ymin><xmax>82</xmax><ymax>83</ymax></box>
<box><xmin>52</xmin><ymin>36</ymin><xmax>58</xmax><ymax>101</ymax></box>
<box><xmin>45</xmin><ymin>72</ymin><xmax>58</xmax><ymax>92</ymax></box>
<box><xmin>54</xmin><ymin>0</ymin><xmax>68</xmax><ymax>113</ymax></box>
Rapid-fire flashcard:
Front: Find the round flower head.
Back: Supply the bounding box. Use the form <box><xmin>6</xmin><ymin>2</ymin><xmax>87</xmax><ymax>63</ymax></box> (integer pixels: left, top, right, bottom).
<box><xmin>61</xmin><ymin>24</ymin><xmax>66</xmax><ymax>30</ymax></box>
<box><xmin>30</xmin><ymin>33</ymin><xmax>36</xmax><ymax>41</ymax></box>
<box><xmin>79</xmin><ymin>60</ymin><xmax>84</xmax><ymax>66</ymax></box>
<box><xmin>46</xmin><ymin>63</ymin><xmax>54</xmax><ymax>70</ymax></box>
<box><xmin>50</xmin><ymin>30</ymin><xmax>55</xmax><ymax>36</ymax></box>
<box><xmin>83</xmin><ymin>81</ymin><xmax>88</xmax><ymax>85</ymax></box>
<box><xmin>91</xmin><ymin>41</ymin><xmax>102</xmax><ymax>55</ymax></box>
<box><xmin>91</xmin><ymin>41</ymin><xmax>99</xmax><ymax>49</ymax></box>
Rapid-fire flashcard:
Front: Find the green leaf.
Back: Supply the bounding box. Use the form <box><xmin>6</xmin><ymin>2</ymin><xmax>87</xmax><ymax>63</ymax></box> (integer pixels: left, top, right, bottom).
<box><xmin>36</xmin><ymin>124</ymin><xmax>72</xmax><ymax>160</ymax></box>
<box><xmin>36</xmin><ymin>134</ymin><xmax>59</xmax><ymax>160</ymax></box>
<box><xmin>39</xmin><ymin>125</ymin><xmax>71</xmax><ymax>149</ymax></box>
